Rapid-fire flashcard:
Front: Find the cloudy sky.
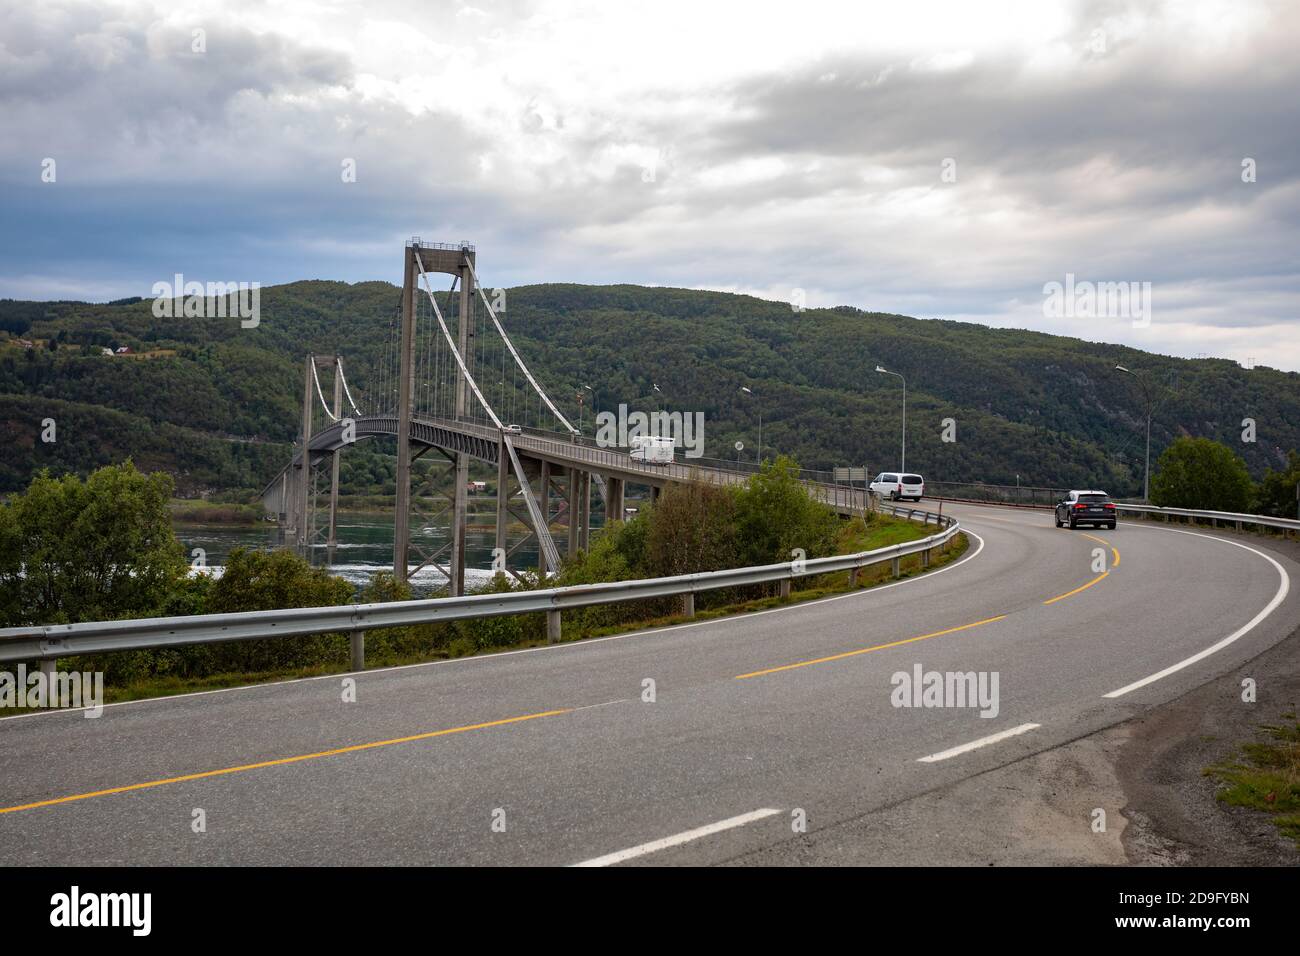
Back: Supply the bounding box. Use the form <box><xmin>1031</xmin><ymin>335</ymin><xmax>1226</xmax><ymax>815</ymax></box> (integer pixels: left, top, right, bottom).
<box><xmin>3</xmin><ymin>0</ymin><xmax>1297</xmax><ymax>368</ymax></box>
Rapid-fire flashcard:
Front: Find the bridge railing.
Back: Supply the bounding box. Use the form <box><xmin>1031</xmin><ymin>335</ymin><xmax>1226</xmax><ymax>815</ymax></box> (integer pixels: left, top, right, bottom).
<box><xmin>1114</xmin><ymin>503</ymin><xmax>1300</xmax><ymax>534</ymax></box>
<box><xmin>923</xmin><ymin>480</ymin><xmax>1069</xmax><ymax>509</ymax></box>
<box><xmin>0</xmin><ymin>505</ymin><xmax>959</xmax><ymax>666</ymax></box>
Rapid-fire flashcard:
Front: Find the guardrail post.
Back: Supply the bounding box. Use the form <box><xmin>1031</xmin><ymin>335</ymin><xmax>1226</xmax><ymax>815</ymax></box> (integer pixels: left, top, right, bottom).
<box><xmin>349</xmin><ymin>631</ymin><xmax>365</xmax><ymax>672</ymax></box>
<box><xmin>891</xmin><ymin>557</ymin><xmax>901</xmax><ymax>578</ymax></box>
<box><xmin>922</xmin><ymin>548</ymin><xmax>931</xmax><ymax>568</ymax></box>
<box><xmin>848</xmin><ymin>566</ymin><xmax>859</xmax><ymax>588</ymax></box>
<box><xmin>681</xmin><ymin>592</ymin><xmax>695</xmax><ymax>619</ymax></box>
<box><xmin>546</xmin><ymin>609</ymin><xmax>561</xmax><ymax>643</ymax></box>
<box><xmin>779</xmin><ymin>579</ymin><xmax>791</xmax><ymax>599</ymax></box>
<box><xmin>39</xmin><ymin>658</ymin><xmax>56</xmax><ymax>681</ymax></box>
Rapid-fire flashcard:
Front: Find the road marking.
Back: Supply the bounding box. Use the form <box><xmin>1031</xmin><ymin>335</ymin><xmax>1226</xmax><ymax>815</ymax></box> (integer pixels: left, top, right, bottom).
<box><xmin>1104</xmin><ymin>528</ymin><xmax>1290</xmax><ymax>699</ymax></box>
<box><xmin>916</xmin><ymin>723</ymin><xmax>1041</xmax><ymax>763</ymax></box>
<box><xmin>0</xmin><ymin>708</ymin><xmax>572</xmax><ymax>816</ymax></box>
<box><xmin>571</xmin><ymin>808</ymin><xmax>781</xmax><ymax>866</ymax></box>
<box><xmin>1042</xmin><ymin>571</ymin><xmax>1108</xmax><ymax>605</ymax></box>
<box><xmin>734</xmin><ymin>615</ymin><xmax>1007</xmax><ymax>680</ymax></box>
<box><xmin>0</xmin><ymin>532</ymin><xmax>988</xmax><ymax>724</ymax></box>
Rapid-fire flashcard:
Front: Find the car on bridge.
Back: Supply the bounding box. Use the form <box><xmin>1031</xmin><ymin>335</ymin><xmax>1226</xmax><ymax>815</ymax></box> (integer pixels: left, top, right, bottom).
<box><xmin>870</xmin><ymin>472</ymin><xmax>924</xmax><ymax>501</ymax></box>
<box><xmin>1054</xmin><ymin>490</ymin><xmax>1117</xmax><ymax>530</ymax></box>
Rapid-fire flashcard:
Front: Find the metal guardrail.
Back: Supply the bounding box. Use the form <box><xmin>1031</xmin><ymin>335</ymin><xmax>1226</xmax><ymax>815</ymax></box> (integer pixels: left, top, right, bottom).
<box><xmin>0</xmin><ymin>506</ymin><xmax>959</xmax><ymax>665</ymax></box>
<box><xmin>1115</xmin><ymin>503</ymin><xmax>1300</xmax><ymax>533</ymax></box>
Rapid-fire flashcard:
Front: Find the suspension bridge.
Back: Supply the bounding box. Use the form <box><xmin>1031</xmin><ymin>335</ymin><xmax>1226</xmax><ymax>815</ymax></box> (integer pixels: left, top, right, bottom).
<box><xmin>259</xmin><ymin>240</ymin><xmax>874</xmax><ymax>594</ymax></box>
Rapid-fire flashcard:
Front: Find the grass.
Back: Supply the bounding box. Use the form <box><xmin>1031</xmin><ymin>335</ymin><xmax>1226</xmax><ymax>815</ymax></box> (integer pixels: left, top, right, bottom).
<box><xmin>169</xmin><ymin>499</ymin><xmax>266</xmax><ymax>525</ymax></box>
<box><xmin>1206</xmin><ymin>721</ymin><xmax>1300</xmax><ymax>847</ymax></box>
<box><xmin>6</xmin><ymin>515</ymin><xmax>964</xmax><ymax>713</ymax></box>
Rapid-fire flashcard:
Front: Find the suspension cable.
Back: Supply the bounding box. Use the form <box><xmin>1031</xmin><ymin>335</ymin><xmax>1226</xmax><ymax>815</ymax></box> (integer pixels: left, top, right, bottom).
<box><xmin>463</xmin><ymin>256</ymin><xmax>577</xmax><ymax>435</ymax></box>
<box><xmin>310</xmin><ymin>356</ymin><xmax>339</xmax><ymax>421</ymax></box>
<box><xmin>413</xmin><ymin>251</ymin><xmax>504</xmax><ymax>430</ymax></box>
<box><xmin>337</xmin><ymin>359</ymin><xmax>363</xmax><ymax>416</ymax></box>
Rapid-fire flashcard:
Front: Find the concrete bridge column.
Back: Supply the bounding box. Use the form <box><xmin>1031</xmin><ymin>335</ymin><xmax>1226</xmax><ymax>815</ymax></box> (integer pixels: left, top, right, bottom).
<box><xmin>538</xmin><ymin>461</ymin><xmax>552</xmax><ymax>574</ymax></box>
<box><xmin>393</xmin><ymin>249</ymin><xmax>417</xmax><ymax>584</ymax></box>
<box><xmin>566</xmin><ymin>469</ymin><xmax>579</xmax><ymax>557</ymax></box>
<box><xmin>579</xmin><ymin>471</ymin><xmax>591</xmax><ymax>551</ymax></box>
<box><xmin>327</xmin><ymin>359</ymin><xmax>342</xmax><ymax>551</ymax></box>
<box><xmin>606</xmin><ymin>476</ymin><xmax>625</xmax><ymax>525</ymax></box>
<box><xmin>449</xmin><ymin>454</ymin><xmax>468</xmax><ymax>596</ymax></box>
<box><xmin>298</xmin><ymin>355</ymin><xmax>314</xmax><ymax>548</ymax></box>
<box><xmin>495</xmin><ymin>439</ymin><xmax>510</xmax><ymax>567</ymax></box>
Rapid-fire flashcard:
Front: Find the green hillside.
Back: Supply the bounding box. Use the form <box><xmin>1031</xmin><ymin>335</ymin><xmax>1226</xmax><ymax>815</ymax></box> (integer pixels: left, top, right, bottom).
<box><xmin>2</xmin><ymin>282</ymin><xmax>1296</xmax><ymax>498</ymax></box>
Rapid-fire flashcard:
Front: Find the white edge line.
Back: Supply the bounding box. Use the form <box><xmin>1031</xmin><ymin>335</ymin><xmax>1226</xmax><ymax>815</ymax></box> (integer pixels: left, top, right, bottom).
<box><xmin>916</xmin><ymin>723</ymin><xmax>1041</xmax><ymax>763</ymax></box>
<box><xmin>571</xmin><ymin>808</ymin><xmax>781</xmax><ymax>867</ymax></box>
<box><xmin>1</xmin><ymin>531</ymin><xmax>986</xmax><ymax>723</ymax></box>
<box><xmin>1102</xmin><ymin>526</ymin><xmax>1291</xmax><ymax>698</ymax></box>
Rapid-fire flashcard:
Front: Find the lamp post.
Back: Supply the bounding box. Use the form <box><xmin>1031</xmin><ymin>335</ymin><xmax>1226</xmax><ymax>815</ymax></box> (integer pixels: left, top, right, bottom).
<box><xmin>577</xmin><ymin>383</ymin><xmax>593</xmax><ymax>434</ymax></box>
<box><xmin>739</xmin><ymin>386</ymin><xmax>761</xmax><ymax>463</ymax></box>
<box><xmin>1115</xmin><ymin>365</ymin><xmax>1152</xmax><ymax>501</ymax></box>
<box><xmin>876</xmin><ymin>365</ymin><xmax>906</xmax><ymax>471</ymax></box>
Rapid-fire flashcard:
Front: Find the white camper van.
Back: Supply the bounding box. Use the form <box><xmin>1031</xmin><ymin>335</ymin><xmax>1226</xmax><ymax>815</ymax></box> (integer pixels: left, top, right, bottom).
<box><xmin>630</xmin><ymin>435</ymin><xmax>674</xmax><ymax>464</ymax></box>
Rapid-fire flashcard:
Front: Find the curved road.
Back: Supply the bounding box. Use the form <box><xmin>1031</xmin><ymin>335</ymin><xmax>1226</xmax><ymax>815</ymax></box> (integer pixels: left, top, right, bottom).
<box><xmin>0</xmin><ymin>502</ymin><xmax>1295</xmax><ymax>865</ymax></box>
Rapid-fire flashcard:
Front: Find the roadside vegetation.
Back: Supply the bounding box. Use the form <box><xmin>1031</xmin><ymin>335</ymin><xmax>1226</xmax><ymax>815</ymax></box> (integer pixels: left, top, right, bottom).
<box><xmin>0</xmin><ymin>458</ymin><xmax>963</xmax><ymax>708</ymax></box>
<box><xmin>1206</xmin><ymin>718</ymin><xmax>1300</xmax><ymax>847</ymax></box>
<box><xmin>1151</xmin><ymin>437</ymin><xmax>1299</xmax><ymax>518</ymax></box>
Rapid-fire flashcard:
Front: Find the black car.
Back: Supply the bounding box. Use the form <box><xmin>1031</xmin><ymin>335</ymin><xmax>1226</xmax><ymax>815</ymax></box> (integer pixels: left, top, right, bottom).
<box><xmin>1055</xmin><ymin>490</ymin><xmax>1117</xmax><ymax>530</ymax></box>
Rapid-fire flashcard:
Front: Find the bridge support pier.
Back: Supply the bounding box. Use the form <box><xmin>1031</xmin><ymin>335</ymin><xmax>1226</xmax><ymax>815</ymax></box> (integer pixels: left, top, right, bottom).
<box><xmin>566</xmin><ymin>470</ymin><xmax>579</xmax><ymax>556</ymax></box>
<box><xmin>606</xmin><ymin>476</ymin><xmax>625</xmax><ymax>524</ymax></box>
<box><xmin>327</xmin><ymin>359</ymin><xmax>343</xmax><ymax>550</ymax></box>
<box><xmin>579</xmin><ymin>472</ymin><xmax>591</xmax><ymax>551</ymax></box>
<box><xmin>298</xmin><ymin>354</ymin><xmax>315</xmax><ymax>549</ymax></box>
<box><xmin>496</xmin><ymin>439</ymin><xmax>510</xmax><ymax>568</ymax></box>
<box><xmin>538</xmin><ymin>461</ymin><xmax>552</xmax><ymax>574</ymax></box>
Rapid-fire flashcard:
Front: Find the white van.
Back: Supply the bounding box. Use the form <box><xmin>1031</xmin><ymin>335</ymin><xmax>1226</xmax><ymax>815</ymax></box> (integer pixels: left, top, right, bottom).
<box><xmin>870</xmin><ymin>471</ymin><xmax>924</xmax><ymax>501</ymax></box>
<box><xmin>630</xmin><ymin>435</ymin><xmax>674</xmax><ymax>464</ymax></box>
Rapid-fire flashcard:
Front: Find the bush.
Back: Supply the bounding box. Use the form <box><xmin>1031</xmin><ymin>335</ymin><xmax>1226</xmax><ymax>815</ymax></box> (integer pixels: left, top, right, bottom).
<box><xmin>1150</xmin><ymin>437</ymin><xmax>1254</xmax><ymax>512</ymax></box>
<box><xmin>0</xmin><ymin>462</ymin><xmax>186</xmax><ymax>626</ymax></box>
<box><xmin>733</xmin><ymin>456</ymin><xmax>840</xmax><ymax>566</ymax></box>
<box><xmin>1255</xmin><ymin>450</ymin><xmax>1300</xmax><ymax>519</ymax></box>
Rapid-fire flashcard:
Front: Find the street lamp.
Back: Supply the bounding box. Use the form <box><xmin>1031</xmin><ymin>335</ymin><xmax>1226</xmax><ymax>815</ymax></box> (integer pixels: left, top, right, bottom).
<box><xmin>739</xmin><ymin>386</ymin><xmax>762</xmax><ymax>463</ymax></box>
<box><xmin>577</xmin><ymin>383</ymin><xmax>593</xmax><ymax>434</ymax></box>
<box><xmin>876</xmin><ymin>365</ymin><xmax>906</xmax><ymax>471</ymax></box>
<box><xmin>1115</xmin><ymin>365</ymin><xmax>1153</xmax><ymax>501</ymax></box>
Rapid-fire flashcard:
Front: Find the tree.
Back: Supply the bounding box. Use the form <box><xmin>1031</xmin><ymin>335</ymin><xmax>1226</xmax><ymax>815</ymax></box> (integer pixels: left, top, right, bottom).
<box><xmin>733</xmin><ymin>456</ymin><xmax>839</xmax><ymax>565</ymax></box>
<box><xmin>1255</xmin><ymin>450</ymin><xmax>1300</xmax><ymax>518</ymax></box>
<box><xmin>1150</xmin><ymin>437</ymin><xmax>1254</xmax><ymax>512</ymax></box>
<box><xmin>646</xmin><ymin>481</ymin><xmax>739</xmax><ymax>576</ymax></box>
<box><xmin>206</xmin><ymin>547</ymin><xmax>353</xmax><ymax>614</ymax></box>
<box><xmin>0</xmin><ymin>462</ymin><xmax>187</xmax><ymax>626</ymax></box>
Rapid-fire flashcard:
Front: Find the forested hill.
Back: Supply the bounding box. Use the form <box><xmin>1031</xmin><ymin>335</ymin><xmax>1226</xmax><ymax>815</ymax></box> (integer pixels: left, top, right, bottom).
<box><xmin>2</xmin><ymin>281</ymin><xmax>1296</xmax><ymax>498</ymax></box>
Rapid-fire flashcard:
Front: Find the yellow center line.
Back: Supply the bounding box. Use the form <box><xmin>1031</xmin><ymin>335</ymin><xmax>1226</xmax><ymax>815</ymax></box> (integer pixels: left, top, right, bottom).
<box><xmin>734</xmin><ymin>615</ymin><xmax>1008</xmax><ymax>680</ymax></box>
<box><xmin>1044</xmin><ymin>533</ymin><xmax>1121</xmax><ymax>603</ymax></box>
<box><xmin>1042</xmin><ymin>571</ymin><xmax>1108</xmax><ymax>605</ymax></box>
<box><xmin>0</xmin><ymin>708</ymin><xmax>572</xmax><ymax>816</ymax></box>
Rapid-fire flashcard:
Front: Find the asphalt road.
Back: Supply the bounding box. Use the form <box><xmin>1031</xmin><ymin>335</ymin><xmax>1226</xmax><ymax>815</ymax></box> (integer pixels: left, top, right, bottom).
<box><xmin>1</xmin><ymin>502</ymin><xmax>1295</xmax><ymax>866</ymax></box>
